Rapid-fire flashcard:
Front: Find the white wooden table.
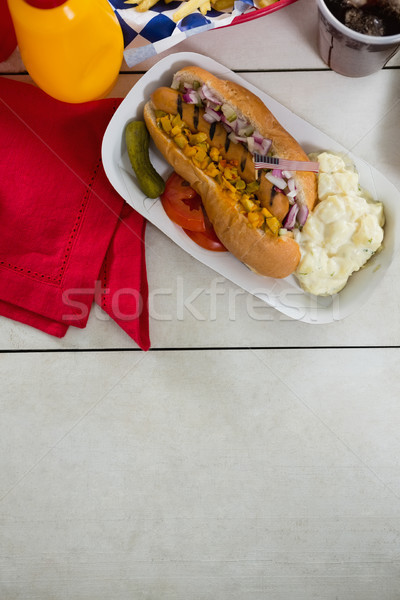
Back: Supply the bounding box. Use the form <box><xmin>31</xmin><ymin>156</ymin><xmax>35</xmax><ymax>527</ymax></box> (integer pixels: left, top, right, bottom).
<box><xmin>1</xmin><ymin>1</ymin><xmax>400</xmax><ymax>597</ymax></box>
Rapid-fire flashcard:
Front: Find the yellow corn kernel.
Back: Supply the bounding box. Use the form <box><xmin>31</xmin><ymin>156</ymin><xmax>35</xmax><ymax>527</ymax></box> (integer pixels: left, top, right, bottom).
<box><xmin>223</xmin><ymin>167</ymin><xmax>235</xmax><ymax>180</ymax></box>
<box><xmin>171</xmin><ymin>125</ymin><xmax>182</xmax><ymax>137</ymax></box>
<box><xmin>200</xmin><ymin>158</ymin><xmax>210</xmax><ymax>170</ymax></box>
<box><xmin>174</xmin><ymin>134</ymin><xmax>188</xmax><ymax>149</ymax></box>
<box><xmin>195</xmin><ymin>147</ymin><xmax>207</xmax><ymax>162</ymax></box>
<box><xmin>205</xmin><ymin>164</ymin><xmax>219</xmax><ymax>178</ymax></box>
<box><xmin>261</xmin><ymin>207</ymin><xmax>273</xmax><ymax>219</ymax></box>
<box><xmin>190</xmin><ymin>132</ymin><xmax>208</xmax><ymax>145</ymax></box>
<box><xmin>222</xmin><ymin>177</ymin><xmax>237</xmax><ymax>194</ymax></box>
<box><xmin>160</xmin><ymin>115</ymin><xmax>172</xmax><ymax>133</ymax></box>
<box><xmin>248</xmin><ymin>212</ymin><xmax>264</xmax><ymax>229</ymax></box>
<box><xmin>172</xmin><ymin>114</ymin><xmax>183</xmax><ymax>128</ymax></box>
<box><xmin>197</xmin><ymin>142</ymin><xmax>209</xmax><ymax>152</ymax></box>
<box><xmin>266</xmin><ymin>216</ymin><xmax>280</xmax><ymax>235</ymax></box>
<box><xmin>184</xmin><ymin>145</ymin><xmax>197</xmax><ymax>158</ymax></box>
<box><xmin>246</xmin><ymin>181</ymin><xmax>260</xmax><ymax>194</ymax></box>
<box><xmin>209</xmin><ymin>147</ymin><xmax>219</xmax><ymax>162</ymax></box>
<box><xmin>240</xmin><ymin>196</ymin><xmax>257</xmax><ymax>212</ymax></box>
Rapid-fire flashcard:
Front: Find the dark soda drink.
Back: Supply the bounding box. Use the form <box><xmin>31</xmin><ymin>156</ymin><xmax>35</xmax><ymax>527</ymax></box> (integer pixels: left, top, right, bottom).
<box><xmin>317</xmin><ymin>0</ymin><xmax>400</xmax><ymax>76</ymax></box>
<box><xmin>325</xmin><ymin>0</ymin><xmax>400</xmax><ymax>36</ymax></box>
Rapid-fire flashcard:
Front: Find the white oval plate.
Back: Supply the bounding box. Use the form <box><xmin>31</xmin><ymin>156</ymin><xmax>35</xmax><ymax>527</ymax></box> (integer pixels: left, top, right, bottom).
<box><xmin>102</xmin><ymin>52</ymin><xmax>398</xmax><ymax>324</ymax></box>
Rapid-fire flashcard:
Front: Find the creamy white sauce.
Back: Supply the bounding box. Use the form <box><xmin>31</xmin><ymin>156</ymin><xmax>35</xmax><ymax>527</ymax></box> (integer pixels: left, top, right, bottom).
<box><xmin>294</xmin><ymin>152</ymin><xmax>385</xmax><ymax>296</ymax></box>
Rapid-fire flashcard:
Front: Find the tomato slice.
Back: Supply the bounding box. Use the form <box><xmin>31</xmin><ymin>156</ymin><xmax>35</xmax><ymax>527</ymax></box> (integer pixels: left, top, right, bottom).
<box><xmin>161</xmin><ymin>172</ymin><xmax>227</xmax><ymax>252</ymax></box>
<box><xmin>183</xmin><ymin>212</ymin><xmax>227</xmax><ymax>252</ymax></box>
<box><xmin>161</xmin><ymin>172</ymin><xmax>206</xmax><ymax>232</ymax></box>
<box><xmin>183</xmin><ymin>228</ymin><xmax>228</xmax><ymax>252</ymax></box>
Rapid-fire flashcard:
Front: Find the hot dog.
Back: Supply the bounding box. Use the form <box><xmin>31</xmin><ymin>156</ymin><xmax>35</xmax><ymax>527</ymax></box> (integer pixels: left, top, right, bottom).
<box><xmin>143</xmin><ymin>66</ymin><xmax>317</xmax><ymax>279</ymax></box>
<box><xmin>150</xmin><ymin>86</ymin><xmax>290</xmax><ymax>222</ymax></box>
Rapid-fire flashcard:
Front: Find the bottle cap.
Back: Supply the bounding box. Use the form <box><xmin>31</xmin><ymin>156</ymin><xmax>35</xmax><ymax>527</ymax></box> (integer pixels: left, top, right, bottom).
<box><xmin>24</xmin><ymin>0</ymin><xmax>67</xmax><ymax>7</ymax></box>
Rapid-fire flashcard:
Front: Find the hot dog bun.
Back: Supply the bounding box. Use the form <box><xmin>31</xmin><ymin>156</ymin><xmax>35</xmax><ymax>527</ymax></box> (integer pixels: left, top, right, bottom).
<box><xmin>144</xmin><ymin>66</ymin><xmax>317</xmax><ymax>279</ymax></box>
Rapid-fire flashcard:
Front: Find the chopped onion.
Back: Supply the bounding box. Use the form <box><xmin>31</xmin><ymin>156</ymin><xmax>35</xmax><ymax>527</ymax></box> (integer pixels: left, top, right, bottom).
<box><xmin>203</xmin><ymin>113</ymin><xmax>216</xmax><ymax>124</ymax></box>
<box><xmin>260</xmin><ymin>138</ymin><xmax>272</xmax><ymax>154</ymax></box>
<box><xmin>183</xmin><ymin>90</ymin><xmax>200</xmax><ymax>104</ymax></box>
<box><xmin>201</xmin><ymin>84</ymin><xmax>221</xmax><ymax>105</ymax></box>
<box><xmin>297</xmin><ymin>204</ymin><xmax>309</xmax><ymax>227</ymax></box>
<box><xmin>271</xmin><ymin>169</ymin><xmax>282</xmax><ymax>178</ymax></box>
<box><xmin>286</xmin><ymin>190</ymin><xmax>297</xmax><ymax>199</ymax></box>
<box><xmin>265</xmin><ymin>172</ymin><xmax>286</xmax><ymax>189</ymax></box>
<box><xmin>282</xmin><ymin>170</ymin><xmax>293</xmax><ymax>179</ymax></box>
<box><xmin>238</xmin><ymin>124</ymin><xmax>255</xmax><ymax>137</ymax></box>
<box><xmin>179</xmin><ymin>81</ymin><xmax>273</xmax><ymax>161</ymax></box>
<box><xmin>228</xmin><ymin>132</ymin><xmax>248</xmax><ymax>144</ymax></box>
<box><xmin>252</xmin><ymin>133</ymin><xmax>271</xmax><ymax>154</ymax></box>
<box><xmin>283</xmin><ymin>204</ymin><xmax>299</xmax><ymax>230</ymax></box>
<box><xmin>253</xmin><ymin>131</ymin><xmax>264</xmax><ymax>144</ymax></box>
<box><xmin>232</xmin><ymin>116</ymin><xmax>247</xmax><ymax>134</ymax></box>
<box><xmin>287</xmin><ymin>178</ymin><xmax>296</xmax><ymax>193</ymax></box>
<box><xmin>207</xmin><ymin>101</ymin><xmax>221</xmax><ymax>111</ymax></box>
<box><xmin>203</xmin><ymin>107</ymin><xmax>222</xmax><ymax>123</ymax></box>
<box><xmin>246</xmin><ymin>136</ymin><xmax>255</xmax><ymax>154</ymax></box>
<box><xmin>253</xmin><ymin>141</ymin><xmax>265</xmax><ymax>154</ymax></box>
<box><xmin>221</xmin><ymin>103</ymin><xmax>237</xmax><ymax>122</ymax></box>
<box><xmin>253</xmin><ymin>139</ymin><xmax>271</xmax><ymax>155</ymax></box>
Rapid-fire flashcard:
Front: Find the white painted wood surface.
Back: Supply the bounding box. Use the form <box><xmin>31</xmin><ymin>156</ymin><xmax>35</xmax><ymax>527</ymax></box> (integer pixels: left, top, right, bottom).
<box><xmin>1</xmin><ymin>0</ymin><xmax>400</xmax><ymax>597</ymax></box>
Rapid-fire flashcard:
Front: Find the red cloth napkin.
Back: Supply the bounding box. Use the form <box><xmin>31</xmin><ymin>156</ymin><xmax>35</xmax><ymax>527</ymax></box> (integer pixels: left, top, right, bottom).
<box><xmin>0</xmin><ymin>77</ymin><xmax>150</xmax><ymax>350</ymax></box>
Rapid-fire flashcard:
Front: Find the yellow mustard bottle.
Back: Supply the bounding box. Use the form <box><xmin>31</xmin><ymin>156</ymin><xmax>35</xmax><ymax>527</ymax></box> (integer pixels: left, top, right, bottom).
<box><xmin>7</xmin><ymin>0</ymin><xmax>124</xmax><ymax>103</ymax></box>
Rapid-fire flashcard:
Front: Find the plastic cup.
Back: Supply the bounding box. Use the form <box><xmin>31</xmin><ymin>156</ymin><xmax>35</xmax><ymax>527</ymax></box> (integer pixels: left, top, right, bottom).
<box><xmin>317</xmin><ymin>0</ymin><xmax>400</xmax><ymax>77</ymax></box>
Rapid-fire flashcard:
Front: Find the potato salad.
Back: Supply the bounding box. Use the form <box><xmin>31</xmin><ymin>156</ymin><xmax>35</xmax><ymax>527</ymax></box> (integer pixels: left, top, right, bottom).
<box><xmin>294</xmin><ymin>152</ymin><xmax>385</xmax><ymax>296</ymax></box>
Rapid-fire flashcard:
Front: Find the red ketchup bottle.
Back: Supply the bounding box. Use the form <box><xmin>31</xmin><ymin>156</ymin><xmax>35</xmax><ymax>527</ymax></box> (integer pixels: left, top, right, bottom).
<box><xmin>0</xmin><ymin>0</ymin><xmax>17</xmax><ymax>62</ymax></box>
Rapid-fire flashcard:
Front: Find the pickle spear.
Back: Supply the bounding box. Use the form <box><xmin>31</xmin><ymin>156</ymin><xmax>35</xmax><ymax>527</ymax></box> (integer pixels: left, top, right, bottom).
<box><xmin>125</xmin><ymin>120</ymin><xmax>165</xmax><ymax>198</ymax></box>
